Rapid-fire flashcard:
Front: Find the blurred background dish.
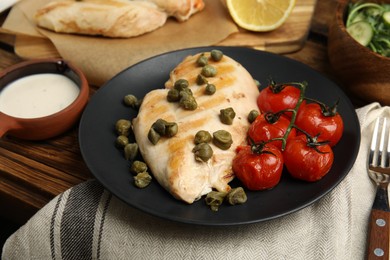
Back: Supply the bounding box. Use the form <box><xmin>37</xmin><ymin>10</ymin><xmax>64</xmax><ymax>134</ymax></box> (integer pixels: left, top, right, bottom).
<box><xmin>328</xmin><ymin>0</ymin><xmax>390</xmax><ymax>105</ymax></box>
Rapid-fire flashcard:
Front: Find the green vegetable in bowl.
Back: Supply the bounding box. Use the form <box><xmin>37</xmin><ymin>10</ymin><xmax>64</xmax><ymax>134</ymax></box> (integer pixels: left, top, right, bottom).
<box><xmin>347</xmin><ymin>21</ymin><xmax>374</xmax><ymax>46</ymax></box>
<box><xmin>346</xmin><ymin>2</ymin><xmax>390</xmax><ymax>57</ymax></box>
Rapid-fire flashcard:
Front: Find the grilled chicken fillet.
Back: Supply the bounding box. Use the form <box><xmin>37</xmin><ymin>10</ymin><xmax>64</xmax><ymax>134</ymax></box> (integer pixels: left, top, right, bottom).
<box><xmin>35</xmin><ymin>0</ymin><xmax>168</xmax><ymax>38</ymax></box>
<box><xmin>35</xmin><ymin>0</ymin><xmax>205</xmax><ymax>38</ymax></box>
<box><xmin>132</xmin><ymin>52</ymin><xmax>259</xmax><ymax>204</ymax></box>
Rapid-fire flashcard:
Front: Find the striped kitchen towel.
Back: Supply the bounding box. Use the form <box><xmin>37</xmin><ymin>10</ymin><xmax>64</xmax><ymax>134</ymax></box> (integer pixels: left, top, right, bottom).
<box><xmin>2</xmin><ymin>102</ymin><xmax>390</xmax><ymax>260</ymax></box>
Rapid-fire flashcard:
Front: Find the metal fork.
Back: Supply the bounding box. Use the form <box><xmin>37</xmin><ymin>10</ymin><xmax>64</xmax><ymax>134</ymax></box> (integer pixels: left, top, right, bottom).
<box><xmin>366</xmin><ymin>117</ymin><xmax>390</xmax><ymax>259</ymax></box>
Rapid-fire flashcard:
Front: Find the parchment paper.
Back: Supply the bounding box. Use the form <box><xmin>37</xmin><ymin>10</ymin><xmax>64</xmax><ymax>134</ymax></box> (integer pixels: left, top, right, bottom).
<box><xmin>2</xmin><ymin>0</ymin><xmax>238</xmax><ymax>86</ymax></box>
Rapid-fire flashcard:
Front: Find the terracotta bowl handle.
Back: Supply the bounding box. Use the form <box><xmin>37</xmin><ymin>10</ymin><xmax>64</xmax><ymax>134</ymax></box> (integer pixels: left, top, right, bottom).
<box><xmin>0</xmin><ymin>113</ymin><xmax>20</xmax><ymax>138</ymax></box>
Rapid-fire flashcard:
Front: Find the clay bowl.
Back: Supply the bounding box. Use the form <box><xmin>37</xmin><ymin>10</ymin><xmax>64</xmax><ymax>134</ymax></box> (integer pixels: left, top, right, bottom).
<box><xmin>0</xmin><ymin>59</ymin><xmax>89</xmax><ymax>140</ymax></box>
<box><xmin>328</xmin><ymin>0</ymin><xmax>390</xmax><ymax>105</ymax></box>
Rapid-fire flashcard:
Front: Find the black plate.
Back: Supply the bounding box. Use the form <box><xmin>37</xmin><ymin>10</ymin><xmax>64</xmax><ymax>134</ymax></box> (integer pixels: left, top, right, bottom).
<box><xmin>79</xmin><ymin>47</ymin><xmax>360</xmax><ymax>226</ymax></box>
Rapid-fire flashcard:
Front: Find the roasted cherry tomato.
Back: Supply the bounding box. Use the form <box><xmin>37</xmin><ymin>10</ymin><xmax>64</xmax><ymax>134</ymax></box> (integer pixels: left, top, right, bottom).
<box><xmin>232</xmin><ymin>144</ymin><xmax>284</xmax><ymax>190</ymax></box>
<box><xmin>283</xmin><ymin>135</ymin><xmax>334</xmax><ymax>182</ymax></box>
<box><xmin>247</xmin><ymin>112</ymin><xmax>296</xmax><ymax>149</ymax></box>
<box><xmin>295</xmin><ymin>102</ymin><xmax>344</xmax><ymax>146</ymax></box>
<box><xmin>257</xmin><ymin>83</ymin><xmax>301</xmax><ymax>117</ymax></box>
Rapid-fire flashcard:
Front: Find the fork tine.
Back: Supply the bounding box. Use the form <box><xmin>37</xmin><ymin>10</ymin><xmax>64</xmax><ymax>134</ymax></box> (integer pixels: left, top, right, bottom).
<box><xmin>369</xmin><ymin>117</ymin><xmax>380</xmax><ymax>167</ymax></box>
<box><xmin>379</xmin><ymin>118</ymin><xmax>387</xmax><ymax>167</ymax></box>
<box><xmin>385</xmin><ymin>119</ymin><xmax>390</xmax><ymax>168</ymax></box>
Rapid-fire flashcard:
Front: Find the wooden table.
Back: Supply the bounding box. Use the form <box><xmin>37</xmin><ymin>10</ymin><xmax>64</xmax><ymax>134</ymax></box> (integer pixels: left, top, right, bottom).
<box><xmin>0</xmin><ymin>0</ymin><xmax>364</xmax><ymax>225</ymax></box>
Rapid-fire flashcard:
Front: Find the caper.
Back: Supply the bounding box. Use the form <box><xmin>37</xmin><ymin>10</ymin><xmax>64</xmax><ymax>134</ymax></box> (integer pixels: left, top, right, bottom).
<box><xmin>220</xmin><ymin>107</ymin><xmax>236</xmax><ymax>125</ymax></box>
<box><xmin>192</xmin><ymin>143</ymin><xmax>213</xmax><ymax>162</ymax></box>
<box><xmin>205</xmin><ymin>191</ymin><xmax>227</xmax><ymax>212</ymax></box>
<box><xmin>148</xmin><ymin>128</ymin><xmax>161</xmax><ymax>145</ymax></box>
<box><xmin>210</xmin><ymin>49</ymin><xmax>223</xmax><ymax>61</ymax></box>
<box><xmin>134</xmin><ymin>172</ymin><xmax>152</xmax><ymax>188</ymax></box>
<box><xmin>213</xmin><ymin>130</ymin><xmax>233</xmax><ymax>150</ymax></box>
<box><xmin>148</xmin><ymin>119</ymin><xmax>178</xmax><ymax>144</ymax></box>
<box><xmin>248</xmin><ymin>110</ymin><xmax>259</xmax><ymax>123</ymax></box>
<box><xmin>226</xmin><ymin>187</ymin><xmax>247</xmax><ymax>205</ymax></box>
<box><xmin>174</xmin><ymin>79</ymin><xmax>189</xmax><ymax>91</ymax></box>
<box><xmin>179</xmin><ymin>88</ymin><xmax>193</xmax><ymax>98</ymax></box>
<box><xmin>179</xmin><ymin>92</ymin><xmax>197</xmax><ymax>110</ymax></box>
<box><xmin>196</xmin><ymin>74</ymin><xmax>208</xmax><ymax>85</ymax></box>
<box><xmin>205</xmin><ymin>83</ymin><xmax>216</xmax><ymax>95</ymax></box>
<box><xmin>194</xmin><ymin>130</ymin><xmax>212</xmax><ymax>144</ymax></box>
<box><xmin>196</xmin><ymin>54</ymin><xmax>208</xmax><ymax>67</ymax></box>
<box><xmin>115</xmin><ymin>119</ymin><xmax>131</xmax><ymax>136</ymax></box>
<box><xmin>152</xmin><ymin>119</ymin><xmax>168</xmax><ymax>136</ymax></box>
<box><xmin>130</xmin><ymin>160</ymin><xmax>148</xmax><ymax>174</ymax></box>
<box><xmin>123</xmin><ymin>94</ymin><xmax>138</xmax><ymax>108</ymax></box>
<box><xmin>165</xmin><ymin>122</ymin><xmax>178</xmax><ymax>137</ymax></box>
<box><xmin>116</xmin><ymin>135</ymin><xmax>129</xmax><ymax>148</ymax></box>
<box><xmin>167</xmin><ymin>89</ymin><xmax>180</xmax><ymax>102</ymax></box>
<box><xmin>201</xmin><ymin>65</ymin><xmax>217</xmax><ymax>77</ymax></box>
<box><xmin>124</xmin><ymin>143</ymin><xmax>138</xmax><ymax>161</ymax></box>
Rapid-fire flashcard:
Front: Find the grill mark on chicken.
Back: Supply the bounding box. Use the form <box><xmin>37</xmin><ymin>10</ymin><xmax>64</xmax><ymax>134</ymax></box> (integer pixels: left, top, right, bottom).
<box><xmin>167</xmin><ymin>55</ymin><xmax>236</xmax><ymax>86</ymax></box>
<box><xmin>141</xmin><ymin>91</ymin><xmax>171</xmax><ymax>116</ymax></box>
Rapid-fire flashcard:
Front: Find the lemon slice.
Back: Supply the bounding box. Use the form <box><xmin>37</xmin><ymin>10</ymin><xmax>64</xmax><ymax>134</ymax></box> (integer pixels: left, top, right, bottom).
<box><xmin>226</xmin><ymin>0</ymin><xmax>296</xmax><ymax>32</ymax></box>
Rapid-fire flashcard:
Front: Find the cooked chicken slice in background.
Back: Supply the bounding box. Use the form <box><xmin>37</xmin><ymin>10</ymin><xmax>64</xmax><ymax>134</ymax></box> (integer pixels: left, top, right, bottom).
<box><xmin>35</xmin><ymin>0</ymin><xmax>168</xmax><ymax>38</ymax></box>
<box><xmin>139</xmin><ymin>0</ymin><xmax>205</xmax><ymax>21</ymax></box>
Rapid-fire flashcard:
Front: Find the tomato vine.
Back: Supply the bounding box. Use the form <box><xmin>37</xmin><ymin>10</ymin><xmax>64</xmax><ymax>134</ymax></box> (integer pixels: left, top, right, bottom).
<box><xmin>234</xmin><ymin>79</ymin><xmax>344</xmax><ymax>189</ymax></box>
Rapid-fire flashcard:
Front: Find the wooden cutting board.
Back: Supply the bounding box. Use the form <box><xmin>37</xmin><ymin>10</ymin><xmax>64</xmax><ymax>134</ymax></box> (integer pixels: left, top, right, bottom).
<box><xmin>14</xmin><ymin>0</ymin><xmax>317</xmax><ymax>60</ymax></box>
<box><xmin>219</xmin><ymin>0</ymin><xmax>318</xmax><ymax>53</ymax></box>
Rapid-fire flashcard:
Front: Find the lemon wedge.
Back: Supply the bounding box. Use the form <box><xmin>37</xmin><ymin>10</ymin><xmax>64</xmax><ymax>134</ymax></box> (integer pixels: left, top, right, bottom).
<box><xmin>226</xmin><ymin>0</ymin><xmax>296</xmax><ymax>32</ymax></box>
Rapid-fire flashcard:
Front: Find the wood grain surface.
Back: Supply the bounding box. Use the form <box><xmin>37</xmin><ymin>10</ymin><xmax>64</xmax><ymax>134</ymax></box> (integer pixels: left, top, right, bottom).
<box><xmin>366</xmin><ymin>209</ymin><xmax>390</xmax><ymax>260</ymax></box>
<box><xmin>13</xmin><ymin>0</ymin><xmax>317</xmax><ymax>60</ymax></box>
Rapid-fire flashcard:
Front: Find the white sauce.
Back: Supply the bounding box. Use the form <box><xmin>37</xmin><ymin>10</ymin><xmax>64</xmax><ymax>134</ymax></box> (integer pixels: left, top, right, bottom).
<box><xmin>0</xmin><ymin>73</ymin><xmax>80</xmax><ymax>119</ymax></box>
